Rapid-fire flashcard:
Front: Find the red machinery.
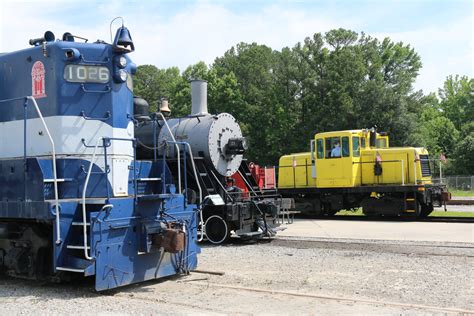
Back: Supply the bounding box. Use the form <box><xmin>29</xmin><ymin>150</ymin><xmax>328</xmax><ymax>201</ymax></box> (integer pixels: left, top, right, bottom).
<box><xmin>231</xmin><ymin>162</ymin><xmax>276</xmax><ymax>191</ymax></box>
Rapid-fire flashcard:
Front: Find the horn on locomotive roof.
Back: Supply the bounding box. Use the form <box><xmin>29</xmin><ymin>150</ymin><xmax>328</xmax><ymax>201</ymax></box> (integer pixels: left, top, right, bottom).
<box><xmin>29</xmin><ymin>31</ymin><xmax>55</xmax><ymax>46</ymax></box>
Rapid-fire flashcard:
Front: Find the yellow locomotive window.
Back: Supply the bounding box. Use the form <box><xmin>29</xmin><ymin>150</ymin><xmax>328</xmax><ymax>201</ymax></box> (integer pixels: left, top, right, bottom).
<box><xmin>352</xmin><ymin>136</ymin><xmax>360</xmax><ymax>157</ymax></box>
<box><xmin>326</xmin><ymin>137</ymin><xmax>346</xmax><ymax>158</ymax></box>
<box><xmin>361</xmin><ymin>137</ymin><xmax>366</xmax><ymax>148</ymax></box>
<box><xmin>317</xmin><ymin>139</ymin><xmax>324</xmax><ymax>159</ymax></box>
<box><xmin>376</xmin><ymin>138</ymin><xmax>387</xmax><ymax>148</ymax></box>
<box><xmin>326</xmin><ymin>137</ymin><xmax>338</xmax><ymax>158</ymax></box>
<box><xmin>342</xmin><ymin>136</ymin><xmax>350</xmax><ymax>157</ymax></box>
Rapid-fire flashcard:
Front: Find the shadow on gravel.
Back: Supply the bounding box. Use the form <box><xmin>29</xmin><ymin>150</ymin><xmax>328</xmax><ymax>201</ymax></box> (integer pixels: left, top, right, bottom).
<box><xmin>0</xmin><ymin>273</ymin><xmax>185</xmax><ymax>298</ymax></box>
<box><xmin>0</xmin><ymin>274</ymin><xmax>97</xmax><ymax>298</ymax></box>
<box><xmin>199</xmin><ymin>237</ymin><xmax>274</xmax><ymax>249</ymax></box>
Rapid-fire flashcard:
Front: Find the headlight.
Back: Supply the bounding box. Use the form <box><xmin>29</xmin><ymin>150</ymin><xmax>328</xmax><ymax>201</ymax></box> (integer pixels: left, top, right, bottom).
<box><xmin>114</xmin><ymin>69</ymin><xmax>128</xmax><ymax>83</ymax></box>
<box><xmin>118</xmin><ymin>56</ymin><xmax>127</xmax><ymax>68</ymax></box>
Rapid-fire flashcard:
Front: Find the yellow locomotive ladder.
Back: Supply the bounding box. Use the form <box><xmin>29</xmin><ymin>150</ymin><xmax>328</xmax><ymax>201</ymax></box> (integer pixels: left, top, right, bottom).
<box><xmin>404</xmin><ymin>192</ymin><xmax>417</xmax><ymax>213</ymax></box>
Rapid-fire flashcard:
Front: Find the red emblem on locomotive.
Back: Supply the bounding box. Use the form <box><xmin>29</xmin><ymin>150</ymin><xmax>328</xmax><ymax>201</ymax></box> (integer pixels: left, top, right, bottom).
<box><xmin>31</xmin><ymin>61</ymin><xmax>46</xmax><ymax>98</ymax></box>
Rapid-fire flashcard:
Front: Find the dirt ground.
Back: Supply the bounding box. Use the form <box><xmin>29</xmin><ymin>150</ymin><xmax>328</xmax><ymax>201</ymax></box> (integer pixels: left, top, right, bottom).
<box><xmin>0</xmin><ymin>219</ymin><xmax>473</xmax><ymax>315</ymax></box>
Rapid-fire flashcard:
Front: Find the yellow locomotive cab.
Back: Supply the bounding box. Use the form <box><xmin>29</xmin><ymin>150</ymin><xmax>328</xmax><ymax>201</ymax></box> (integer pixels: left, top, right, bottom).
<box><xmin>277</xmin><ymin>128</ymin><xmax>449</xmax><ymax>217</ymax></box>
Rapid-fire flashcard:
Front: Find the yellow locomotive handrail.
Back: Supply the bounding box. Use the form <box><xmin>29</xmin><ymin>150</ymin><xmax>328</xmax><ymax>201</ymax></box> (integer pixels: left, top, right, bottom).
<box><xmin>352</xmin><ymin>160</ymin><xmax>405</xmax><ymax>185</ymax></box>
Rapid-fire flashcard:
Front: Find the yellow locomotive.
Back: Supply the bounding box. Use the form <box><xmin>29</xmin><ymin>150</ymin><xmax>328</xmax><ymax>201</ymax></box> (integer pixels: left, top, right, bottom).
<box><xmin>278</xmin><ymin>128</ymin><xmax>450</xmax><ymax>217</ymax></box>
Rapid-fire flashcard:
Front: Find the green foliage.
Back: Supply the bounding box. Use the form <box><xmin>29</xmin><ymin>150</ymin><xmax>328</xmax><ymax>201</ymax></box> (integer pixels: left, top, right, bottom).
<box><xmin>415</xmin><ymin>75</ymin><xmax>473</xmax><ymax>175</ymax></box>
<box><xmin>133</xmin><ymin>65</ymin><xmax>182</xmax><ymax>112</ymax></box>
<box><xmin>132</xmin><ymin>28</ymin><xmax>471</xmax><ymax>174</ymax></box>
<box><xmin>419</xmin><ymin>115</ymin><xmax>459</xmax><ymax>156</ymax></box>
<box><xmin>438</xmin><ymin>75</ymin><xmax>474</xmax><ymax>130</ymax></box>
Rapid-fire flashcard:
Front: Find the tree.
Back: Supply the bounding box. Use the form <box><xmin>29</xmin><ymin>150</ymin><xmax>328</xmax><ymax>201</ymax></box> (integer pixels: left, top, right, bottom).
<box><xmin>133</xmin><ymin>65</ymin><xmax>182</xmax><ymax>112</ymax></box>
<box><xmin>438</xmin><ymin>75</ymin><xmax>474</xmax><ymax>131</ymax></box>
<box><xmin>436</xmin><ymin>75</ymin><xmax>474</xmax><ymax>174</ymax></box>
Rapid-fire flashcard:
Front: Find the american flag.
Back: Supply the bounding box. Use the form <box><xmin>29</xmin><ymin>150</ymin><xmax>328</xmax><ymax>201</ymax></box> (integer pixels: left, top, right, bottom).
<box><xmin>375</xmin><ymin>152</ymin><xmax>382</xmax><ymax>162</ymax></box>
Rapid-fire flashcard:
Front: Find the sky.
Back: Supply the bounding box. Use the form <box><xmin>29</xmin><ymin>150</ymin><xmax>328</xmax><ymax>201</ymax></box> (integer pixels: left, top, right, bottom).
<box><xmin>0</xmin><ymin>0</ymin><xmax>472</xmax><ymax>94</ymax></box>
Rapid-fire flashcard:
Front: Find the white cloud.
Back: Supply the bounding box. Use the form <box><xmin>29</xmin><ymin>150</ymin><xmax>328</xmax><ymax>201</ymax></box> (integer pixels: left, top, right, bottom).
<box><xmin>374</xmin><ymin>17</ymin><xmax>474</xmax><ymax>93</ymax></box>
<box><xmin>1</xmin><ymin>1</ymin><xmax>472</xmax><ymax>94</ymax></box>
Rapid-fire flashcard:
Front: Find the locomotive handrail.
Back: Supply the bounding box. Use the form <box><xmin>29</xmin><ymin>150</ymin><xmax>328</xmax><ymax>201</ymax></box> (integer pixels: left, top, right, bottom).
<box><xmin>209</xmin><ymin>170</ymin><xmax>234</xmax><ymax>203</ymax></box>
<box><xmin>80</xmin><ymin>84</ymin><xmax>111</xmax><ymax>94</ymax></box>
<box><xmin>82</xmin><ymin>137</ymin><xmax>104</xmax><ymax>260</ymax></box>
<box><xmin>157</xmin><ymin>112</ymin><xmax>181</xmax><ymax>194</ymax></box>
<box><xmin>26</xmin><ymin>96</ymin><xmax>61</xmax><ymax>245</ymax></box>
<box><xmin>80</xmin><ymin>110</ymin><xmax>111</xmax><ymax>121</ymax></box>
<box><xmin>186</xmin><ymin>145</ymin><xmax>205</xmax><ymax>241</ymax></box>
<box><xmin>352</xmin><ymin>159</ymin><xmax>405</xmax><ymax>185</ymax></box>
<box><xmin>80</xmin><ymin>56</ymin><xmax>109</xmax><ymax>64</ymax></box>
<box><xmin>237</xmin><ymin>169</ymin><xmax>260</xmax><ymax>197</ymax></box>
<box><xmin>0</xmin><ymin>96</ymin><xmax>61</xmax><ymax>244</ymax></box>
<box><xmin>414</xmin><ymin>157</ymin><xmax>417</xmax><ymax>185</ymax></box>
<box><xmin>168</xmin><ymin>141</ymin><xmax>204</xmax><ymax>242</ymax></box>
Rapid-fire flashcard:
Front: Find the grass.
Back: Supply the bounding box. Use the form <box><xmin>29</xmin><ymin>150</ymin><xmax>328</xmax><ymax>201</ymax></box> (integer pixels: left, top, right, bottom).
<box><xmin>335</xmin><ymin>208</ymin><xmax>473</xmax><ymax>217</ymax></box>
<box><xmin>430</xmin><ymin>211</ymin><xmax>474</xmax><ymax>217</ymax></box>
<box><xmin>336</xmin><ymin>209</ymin><xmax>364</xmax><ymax>216</ymax></box>
<box><xmin>449</xmin><ymin>189</ymin><xmax>474</xmax><ymax>197</ymax></box>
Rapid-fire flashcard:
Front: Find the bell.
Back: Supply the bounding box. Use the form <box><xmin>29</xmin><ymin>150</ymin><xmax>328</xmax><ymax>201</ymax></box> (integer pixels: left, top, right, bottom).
<box><xmin>62</xmin><ymin>32</ymin><xmax>75</xmax><ymax>42</ymax></box>
<box><xmin>159</xmin><ymin>98</ymin><xmax>171</xmax><ymax>115</ymax></box>
<box><xmin>113</xmin><ymin>26</ymin><xmax>135</xmax><ymax>52</ymax></box>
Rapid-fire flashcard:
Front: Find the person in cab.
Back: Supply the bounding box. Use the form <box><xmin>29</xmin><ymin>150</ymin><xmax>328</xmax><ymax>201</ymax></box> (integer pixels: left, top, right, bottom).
<box><xmin>331</xmin><ymin>140</ymin><xmax>342</xmax><ymax>157</ymax></box>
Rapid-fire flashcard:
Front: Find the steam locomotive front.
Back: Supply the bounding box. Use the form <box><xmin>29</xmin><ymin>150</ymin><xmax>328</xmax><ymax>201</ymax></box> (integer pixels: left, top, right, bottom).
<box><xmin>136</xmin><ymin>80</ymin><xmax>247</xmax><ymax>177</ymax></box>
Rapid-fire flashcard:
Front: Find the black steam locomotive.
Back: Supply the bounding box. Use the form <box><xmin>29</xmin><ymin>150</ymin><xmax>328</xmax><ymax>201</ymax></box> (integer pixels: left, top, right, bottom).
<box><xmin>134</xmin><ymin>80</ymin><xmax>283</xmax><ymax>243</ymax></box>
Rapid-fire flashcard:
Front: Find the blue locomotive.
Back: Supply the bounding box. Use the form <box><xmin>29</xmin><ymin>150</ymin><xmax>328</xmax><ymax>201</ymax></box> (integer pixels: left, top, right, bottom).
<box><xmin>0</xmin><ymin>24</ymin><xmax>200</xmax><ymax>291</ymax></box>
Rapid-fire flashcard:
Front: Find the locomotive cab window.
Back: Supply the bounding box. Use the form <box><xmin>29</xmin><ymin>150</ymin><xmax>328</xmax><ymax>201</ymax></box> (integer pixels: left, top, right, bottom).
<box><xmin>352</xmin><ymin>136</ymin><xmax>360</xmax><ymax>157</ymax></box>
<box><xmin>317</xmin><ymin>139</ymin><xmax>324</xmax><ymax>159</ymax></box>
<box><xmin>326</xmin><ymin>137</ymin><xmax>348</xmax><ymax>158</ymax></box>
<box><xmin>341</xmin><ymin>137</ymin><xmax>350</xmax><ymax>157</ymax></box>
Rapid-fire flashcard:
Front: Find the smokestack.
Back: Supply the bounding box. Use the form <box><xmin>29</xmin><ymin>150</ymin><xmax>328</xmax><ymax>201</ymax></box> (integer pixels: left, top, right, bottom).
<box><xmin>190</xmin><ymin>80</ymin><xmax>208</xmax><ymax>116</ymax></box>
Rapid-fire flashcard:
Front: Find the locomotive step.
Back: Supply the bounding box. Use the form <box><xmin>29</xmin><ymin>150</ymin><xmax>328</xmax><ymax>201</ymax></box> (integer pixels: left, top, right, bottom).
<box><xmin>44</xmin><ymin>178</ymin><xmax>73</xmax><ymax>183</ymax></box>
<box><xmin>66</xmin><ymin>245</ymin><xmax>90</xmax><ymax>250</ymax></box>
<box><xmin>71</xmin><ymin>222</ymin><xmax>90</xmax><ymax>226</ymax></box>
<box><xmin>79</xmin><ymin>198</ymin><xmax>108</xmax><ymax>205</ymax></box>
<box><xmin>137</xmin><ymin>177</ymin><xmax>161</xmax><ymax>181</ymax></box>
<box><xmin>56</xmin><ymin>266</ymin><xmax>85</xmax><ymax>273</ymax></box>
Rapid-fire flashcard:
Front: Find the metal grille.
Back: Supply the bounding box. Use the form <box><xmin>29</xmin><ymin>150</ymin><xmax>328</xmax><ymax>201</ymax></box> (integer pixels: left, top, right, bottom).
<box><xmin>419</xmin><ymin>155</ymin><xmax>431</xmax><ymax>177</ymax></box>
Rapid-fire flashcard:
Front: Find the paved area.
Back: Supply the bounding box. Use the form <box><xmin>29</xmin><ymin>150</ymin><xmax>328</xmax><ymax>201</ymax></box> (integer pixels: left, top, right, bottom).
<box><xmin>279</xmin><ymin>218</ymin><xmax>474</xmax><ymax>243</ymax></box>
<box><xmin>444</xmin><ymin>204</ymin><xmax>474</xmax><ymax>212</ymax></box>
<box><xmin>452</xmin><ymin>196</ymin><xmax>474</xmax><ymax>200</ymax></box>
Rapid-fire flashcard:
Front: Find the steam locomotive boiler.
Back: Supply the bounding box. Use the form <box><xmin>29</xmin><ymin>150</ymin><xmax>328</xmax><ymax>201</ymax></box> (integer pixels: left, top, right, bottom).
<box><xmin>135</xmin><ymin>80</ymin><xmax>281</xmax><ymax>243</ymax></box>
<box><xmin>0</xmin><ymin>23</ymin><xmax>200</xmax><ymax>291</ymax></box>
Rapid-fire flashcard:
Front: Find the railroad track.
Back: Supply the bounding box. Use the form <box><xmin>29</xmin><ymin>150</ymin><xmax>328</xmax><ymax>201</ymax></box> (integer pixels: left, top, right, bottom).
<box><xmin>112</xmin><ymin>279</ymin><xmax>474</xmax><ymax>315</ymax></box>
<box><xmin>448</xmin><ymin>199</ymin><xmax>474</xmax><ymax>205</ymax></box>
<box><xmin>270</xmin><ymin>236</ymin><xmax>474</xmax><ymax>258</ymax></box>
<box><xmin>297</xmin><ymin>215</ymin><xmax>474</xmax><ymax>223</ymax></box>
